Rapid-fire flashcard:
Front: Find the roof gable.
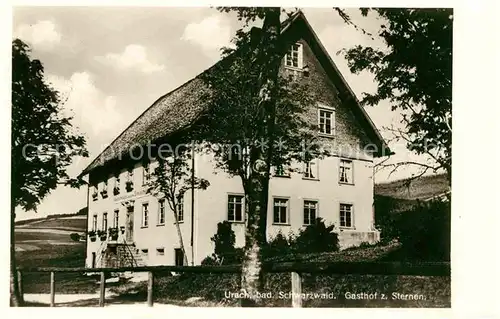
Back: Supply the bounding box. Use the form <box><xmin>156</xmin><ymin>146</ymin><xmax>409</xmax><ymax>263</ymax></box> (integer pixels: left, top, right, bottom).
<box><xmin>81</xmin><ymin>11</ymin><xmax>390</xmax><ymax>176</ymax></box>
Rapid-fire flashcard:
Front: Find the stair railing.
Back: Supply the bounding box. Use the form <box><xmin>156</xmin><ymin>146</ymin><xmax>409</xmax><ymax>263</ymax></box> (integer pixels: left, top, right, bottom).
<box><xmin>121</xmin><ymin>237</ymin><xmax>138</xmax><ymax>267</ymax></box>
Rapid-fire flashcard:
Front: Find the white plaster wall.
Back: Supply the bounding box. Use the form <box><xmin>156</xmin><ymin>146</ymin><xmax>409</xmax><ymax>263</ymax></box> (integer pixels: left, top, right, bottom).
<box><xmin>85</xmin><ymin>163</ymin><xmax>194</xmax><ymax>267</ymax></box>
<box><xmin>192</xmin><ymin>149</ymin><xmax>377</xmax><ymax>264</ymax></box>
<box><xmin>86</xmin><ymin>153</ymin><xmax>377</xmax><ymax>267</ymax></box>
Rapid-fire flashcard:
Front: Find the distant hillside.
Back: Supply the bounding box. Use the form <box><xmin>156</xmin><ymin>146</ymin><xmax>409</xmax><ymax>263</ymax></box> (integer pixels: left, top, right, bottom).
<box><xmin>15</xmin><ymin>207</ymin><xmax>87</xmax><ymax>228</ymax></box>
<box><xmin>375</xmin><ymin>174</ymin><xmax>450</xmax><ymax>201</ymax></box>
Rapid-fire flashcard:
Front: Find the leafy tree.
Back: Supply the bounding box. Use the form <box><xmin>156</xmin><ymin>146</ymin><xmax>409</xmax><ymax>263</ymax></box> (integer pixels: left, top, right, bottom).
<box><xmin>146</xmin><ymin>145</ymin><xmax>210</xmax><ymax>266</ymax></box>
<box><xmin>395</xmin><ymin>199</ymin><xmax>451</xmax><ymax>261</ymax></box>
<box><xmin>11</xmin><ymin>39</ymin><xmax>88</xmax><ymax>306</ymax></box>
<box><xmin>196</xmin><ymin>7</ymin><xmax>320</xmax><ymax>306</ymax></box>
<box><xmin>337</xmin><ymin>8</ymin><xmax>452</xmax><ymax>183</ymax></box>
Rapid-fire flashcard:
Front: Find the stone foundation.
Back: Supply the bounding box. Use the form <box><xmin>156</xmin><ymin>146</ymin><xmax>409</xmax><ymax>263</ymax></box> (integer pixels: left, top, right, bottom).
<box><xmin>337</xmin><ymin>230</ymin><xmax>380</xmax><ymax>250</ymax></box>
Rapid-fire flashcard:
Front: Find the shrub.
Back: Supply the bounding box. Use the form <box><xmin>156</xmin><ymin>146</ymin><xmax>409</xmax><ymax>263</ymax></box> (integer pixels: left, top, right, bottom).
<box><xmin>202</xmin><ymin>221</ymin><xmax>242</xmax><ymax>265</ymax></box>
<box><xmin>263</xmin><ymin>231</ymin><xmax>292</xmax><ymax>257</ymax></box>
<box><xmin>293</xmin><ymin>218</ymin><xmax>339</xmax><ymax>253</ymax></box>
<box><xmin>374</xmin><ymin>195</ymin><xmax>403</xmax><ymax>242</ymax></box>
<box><xmin>395</xmin><ymin>199</ymin><xmax>450</xmax><ymax>261</ymax></box>
<box><xmin>69</xmin><ymin>233</ymin><xmax>80</xmax><ymax>242</ymax></box>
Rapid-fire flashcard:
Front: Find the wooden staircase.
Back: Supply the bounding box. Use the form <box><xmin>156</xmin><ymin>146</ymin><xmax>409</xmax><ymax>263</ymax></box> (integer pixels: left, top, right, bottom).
<box><xmin>95</xmin><ymin>237</ymin><xmax>145</xmax><ymax>268</ymax></box>
<box><xmin>102</xmin><ymin>242</ymin><xmax>145</xmax><ymax>268</ymax></box>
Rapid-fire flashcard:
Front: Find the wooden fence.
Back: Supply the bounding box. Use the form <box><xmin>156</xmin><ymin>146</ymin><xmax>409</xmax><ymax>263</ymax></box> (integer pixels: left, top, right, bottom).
<box><xmin>17</xmin><ymin>261</ymin><xmax>450</xmax><ymax>307</ymax></box>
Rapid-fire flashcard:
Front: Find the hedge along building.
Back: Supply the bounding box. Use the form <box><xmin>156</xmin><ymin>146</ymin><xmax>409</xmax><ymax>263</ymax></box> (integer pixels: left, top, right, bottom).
<box><xmin>80</xmin><ymin>12</ymin><xmax>391</xmax><ymax>268</ymax></box>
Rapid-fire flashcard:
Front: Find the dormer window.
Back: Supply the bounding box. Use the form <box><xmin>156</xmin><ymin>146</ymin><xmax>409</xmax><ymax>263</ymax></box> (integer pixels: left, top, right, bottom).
<box><xmin>285</xmin><ymin>43</ymin><xmax>303</xmax><ymax>69</ymax></box>
<box><xmin>91</xmin><ymin>185</ymin><xmax>98</xmax><ymax>201</ymax></box>
<box><xmin>100</xmin><ymin>180</ymin><xmax>108</xmax><ymax>198</ymax></box>
<box><xmin>113</xmin><ymin>174</ymin><xmax>120</xmax><ymax>195</ymax></box>
<box><xmin>143</xmin><ymin>163</ymin><xmax>151</xmax><ymax>185</ymax></box>
<box><xmin>126</xmin><ymin>168</ymin><xmax>134</xmax><ymax>192</ymax></box>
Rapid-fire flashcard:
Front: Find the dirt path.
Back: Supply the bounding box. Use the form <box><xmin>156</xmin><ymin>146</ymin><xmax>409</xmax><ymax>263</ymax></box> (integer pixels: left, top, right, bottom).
<box><xmin>23</xmin><ymin>291</ymin><xmax>181</xmax><ymax>307</ymax></box>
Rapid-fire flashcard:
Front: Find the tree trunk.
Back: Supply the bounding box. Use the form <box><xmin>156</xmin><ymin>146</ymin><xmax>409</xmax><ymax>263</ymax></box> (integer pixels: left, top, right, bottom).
<box><xmin>240</xmin><ymin>177</ymin><xmax>267</xmax><ymax>306</ymax></box>
<box><xmin>10</xmin><ymin>204</ymin><xmax>22</xmax><ymax>306</ymax></box>
<box><xmin>240</xmin><ymin>8</ymin><xmax>282</xmax><ymax>307</ymax></box>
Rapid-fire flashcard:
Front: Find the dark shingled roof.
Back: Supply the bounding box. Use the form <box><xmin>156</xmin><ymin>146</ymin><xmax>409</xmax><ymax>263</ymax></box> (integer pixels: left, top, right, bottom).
<box><xmin>81</xmin><ymin>12</ymin><xmax>390</xmax><ymax>176</ymax></box>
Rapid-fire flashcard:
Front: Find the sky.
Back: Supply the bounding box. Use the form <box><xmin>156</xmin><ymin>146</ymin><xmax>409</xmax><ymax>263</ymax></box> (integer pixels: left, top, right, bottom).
<box><xmin>12</xmin><ymin>7</ymin><xmax>432</xmax><ymax>220</ymax></box>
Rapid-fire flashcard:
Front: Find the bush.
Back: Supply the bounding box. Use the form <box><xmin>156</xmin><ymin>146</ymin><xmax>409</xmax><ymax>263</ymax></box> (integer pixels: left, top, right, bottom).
<box><xmin>374</xmin><ymin>195</ymin><xmax>403</xmax><ymax>242</ymax></box>
<box><xmin>395</xmin><ymin>199</ymin><xmax>450</xmax><ymax>261</ymax></box>
<box><xmin>293</xmin><ymin>218</ymin><xmax>339</xmax><ymax>253</ymax></box>
<box><xmin>202</xmin><ymin>221</ymin><xmax>243</xmax><ymax>265</ymax></box>
<box><xmin>69</xmin><ymin>233</ymin><xmax>81</xmax><ymax>242</ymax></box>
<box><xmin>263</xmin><ymin>231</ymin><xmax>293</xmax><ymax>258</ymax></box>
<box><xmin>263</xmin><ymin>219</ymin><xmax>339</xmax><ymax>258</ymax></box>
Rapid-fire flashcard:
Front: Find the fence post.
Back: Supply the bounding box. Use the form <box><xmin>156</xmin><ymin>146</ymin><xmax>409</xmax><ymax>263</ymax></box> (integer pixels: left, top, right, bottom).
<box><xmin>17</xmin><ymin>270</ymin><xmax>24</xmax><ymax>304</ymax></box>
<box><xmin>147</xmin><ymin>271</ymin><xmax>154</xmax><ymax>307</ymax></box>
<box><xmin>291</xmin><ymin>272</ymin><xmax>302</xmax><ymax>308</ymax></box>
<box><xmin>50</xmin><ymin>272</ymin><xmax>55</xmax><ymax>307</ymax></box>
<box><xmin>99</xmin><ymin>271</ymin><xmax>106</xmax><ymax>307</ymax></box>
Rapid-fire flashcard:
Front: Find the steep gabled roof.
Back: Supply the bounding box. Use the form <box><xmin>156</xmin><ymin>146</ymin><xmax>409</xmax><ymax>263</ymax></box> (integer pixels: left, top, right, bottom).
<box><xmin>81</xmin><ymin>11</ymin><xmax>390</xmax><ymax>176</ymax></box>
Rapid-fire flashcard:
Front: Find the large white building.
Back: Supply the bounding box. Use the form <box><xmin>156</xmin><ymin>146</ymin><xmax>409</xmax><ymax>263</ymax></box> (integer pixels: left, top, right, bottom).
<box><xmin>80</xmin><ymin>12</ymin><xmax>391</xmax><ymax>268</ymax></box>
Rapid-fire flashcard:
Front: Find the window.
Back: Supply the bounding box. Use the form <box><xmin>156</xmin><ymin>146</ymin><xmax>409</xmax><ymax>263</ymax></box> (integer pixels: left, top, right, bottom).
<box><xmin>275</xmin><ymin>165</ymin><xmax>284</xmax><ymax>176</ymax></box>
<box><xmin>304</xmin><ymin>160</ymin><xmax>318</xmax><ymax>179</ymax></box>
<box><xmin>339</xmin><ymin>159</ymin><xmax>353</xmax><ymax>184</ymax></box>
<box><xmin>113</xmin><ymin>210</ymin><xmax>119</xmax><ymax>228</ymax></box>
<box><xmin>174</xmin><ymin>248</ymin><xmax>184</xmax><ymax>266</ymax></box>
<box><xmin>92</xmin><ymin>214</ymin><xmax>98</xmax><ymax>231</ymax></box>
<box><xmin>285</xmin><ymin>43</ymin><xmax>302</xmax><ymax>68</ymax></box>
<box><xmin>318</xmin><ymin>109</ymin><xmax>334</xmax><ymax>135</ymax></box>
<box><xmin>143</xmin><ymin>163</ymin><xmax>151</xmax><ymax>185</ymax></box>
<box><xmin>156</xmin><ymin>248</ymin><xmax>165</xmax><ymax>256</ymax></box>
<box><xmin>142</xmin><ymin>203</ymin><xmax>149</xmax><ymax>227</ymax></box>
<box><xmin>303</xmin><ymin>200</ymin><xmax>318</xmax><ymax>225</ymax></box>
<box><xmin>102</xmin><ymin>212</ymin><xmax>108</xmax><ymax>231</ymax></box>
<box><xmin>91</xmin><ymin>185</ymin><xmax>98</xmax><ymax>201</ymax></box>
<box><xmin>274</xmin><ymin>164</ymin><xmax>290</xmax><ymax>177</ymax></box>
<box><xmin>126</xmin><ymin>168</ymin><xmax>134</xmax><ymax>192</ymax></box>
<box><xmin>227</xmin><ymin>195</ymin><xmax>244</xmax><ymax>222</ymax></box>
<box><xmin>141</xmin><ymin>249</ymin><xmax>149</xmax><ymax>256</ymax></box>
<box><xmin>114</xmin><ymin>174</ymin><xmax>120</xmax><ymax>194</ymax></box>
<box><xmin>176</xmin><ymin>196</ymin><xmax>184</xmax><ymax>222</ymax></box>
<box><xmin>158</xmin><ymin>200</ymin><xmax>166</xmax><ymax>225</ymax></box>
<box><xmin>273</xmin><ymin>198</ymin><xmax>289</xmax><ymax>224</ymax></box>
<box><xmin>340</xmin><ymin>203</ymin><xmax>353</xmax><ymax>228</ymax></box>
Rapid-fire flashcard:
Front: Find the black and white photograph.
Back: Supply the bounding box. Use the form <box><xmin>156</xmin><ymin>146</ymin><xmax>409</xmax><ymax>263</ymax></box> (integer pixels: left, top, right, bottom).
<box><xmin>9</xmin><ymin>5</ymin><xmax>456</xmax><ymax>308</ymax></box>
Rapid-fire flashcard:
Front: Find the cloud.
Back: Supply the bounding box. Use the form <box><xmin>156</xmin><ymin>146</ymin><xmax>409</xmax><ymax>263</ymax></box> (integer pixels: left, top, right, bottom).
<box><xmin>46</xmin><ymin>72</ymin><xmax>124</xmax><ymax>140</ymax></box>
<box><xmin>96</xmin><ymin>44</ymin><xmax>165</xmax><ymax>73</ymax></box>
<box><xmin>181</xmin><ymin>14</ymin><xmax>232</xmax><ymax>58</ymax></box>
<box><xmin>14</xmin><ymin>20</ymin><xmax>62</xmax><ymax>51</ymax></box>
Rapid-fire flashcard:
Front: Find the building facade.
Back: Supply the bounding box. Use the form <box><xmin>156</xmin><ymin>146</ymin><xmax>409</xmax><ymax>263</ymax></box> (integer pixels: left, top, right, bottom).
<box><xmin>82</xmin><ymin>12</ymin><xmax>390</xmax><ymax>268</ymax></box>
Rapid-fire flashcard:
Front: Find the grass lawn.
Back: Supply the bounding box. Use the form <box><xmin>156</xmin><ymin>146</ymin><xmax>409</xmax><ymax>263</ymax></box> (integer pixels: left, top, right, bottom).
<box><xmin>107</xmin><ymin>242</ymin><xmax>450</xmax><ymax>308</ymax></box>
<box><xmin>15</xmin><ymin>231</ymin><xmax>72</xmax><ymax>242</ymax></box>
<box><xmin>15</xmin><ymin>229</ymin><xmax>97</xmax><ymax>295</ymax></box>
<box><xmin>15</xmin><ymin>231</ymin><xmax>450</xmax><ymax>307</ymax></box>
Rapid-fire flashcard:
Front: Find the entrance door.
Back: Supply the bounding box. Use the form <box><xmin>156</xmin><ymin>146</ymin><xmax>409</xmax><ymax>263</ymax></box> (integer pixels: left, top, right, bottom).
<box><xmin>91</xmin><ymin>252</ymin><xmax>96</xmax><ymax>268</ymax></box>
<box><xmin>126</xmin><ymin>206</ymin><xmax>134</xmax><ymax>242</ymax></box>
<box><xmin>174</xmin><ymin>248</ymin><xmax>184</xmax><ymax>266</ymax></box>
